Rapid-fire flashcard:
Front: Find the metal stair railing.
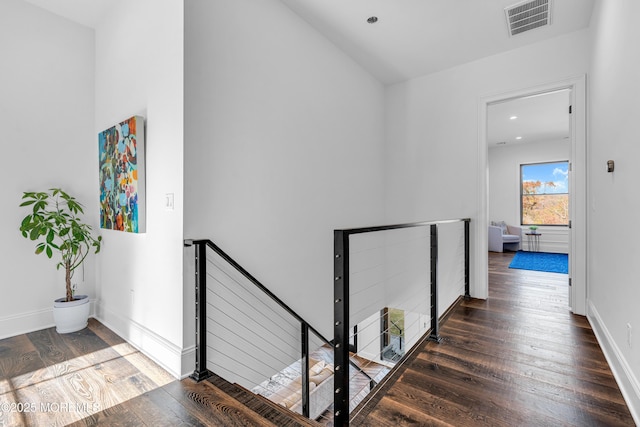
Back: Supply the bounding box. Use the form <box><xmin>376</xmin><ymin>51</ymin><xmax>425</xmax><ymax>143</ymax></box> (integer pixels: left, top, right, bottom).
<box><xmin>333</xmin><ymin>218</ymin><xmax>471</xmax><ymax>426</ymax></box>
<box><xmin>185</xmin><ymin>238</ymin><xmax>377</xmax><ymax>421</ymax></box>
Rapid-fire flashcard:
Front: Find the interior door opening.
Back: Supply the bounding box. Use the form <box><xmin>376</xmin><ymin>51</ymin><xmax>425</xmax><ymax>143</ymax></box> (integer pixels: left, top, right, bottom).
<box><xmin>478</xmin><ymin>75</ymin><xmax>586</xmax><ymax>315</ymax></box>
<box><xmin>486</xmin><ymin>88</ymin><xmax>573</xmax><ymax>308</ymax></box>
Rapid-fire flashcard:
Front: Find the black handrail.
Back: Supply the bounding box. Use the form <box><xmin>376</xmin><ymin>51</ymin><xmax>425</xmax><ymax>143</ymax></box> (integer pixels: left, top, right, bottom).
<box><xmin>333</xmin><ymin>218</ymin><xmax>471</xmax><ymax>426</ymax></box>
<box><xmin>336</xmin><ymin>218</ymin><xmax>469</xmax><ymax>235</ymax></box>
<box><xmin>186</xmin><ymin>238</ymin><xmax>332</xmax><ymax>345</ymax></box>
<box><xmin>185</xmin><ymin>238</ymin><xmax>378</xmax><ymax>417</ymax></box>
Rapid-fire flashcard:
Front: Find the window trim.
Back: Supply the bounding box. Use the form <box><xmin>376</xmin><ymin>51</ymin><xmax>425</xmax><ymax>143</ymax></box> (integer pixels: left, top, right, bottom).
<box><xmin>520</xmin><ymin>160</ymin><xmax>569</xmax><ymax>227</ymax></box>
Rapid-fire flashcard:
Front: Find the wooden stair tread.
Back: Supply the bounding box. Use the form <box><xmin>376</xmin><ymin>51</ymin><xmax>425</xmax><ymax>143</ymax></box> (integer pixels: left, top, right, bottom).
<box><xmin>206</xmin><ymin>374</ymin><xmax>321</xmax><ymax>427</ymax></box>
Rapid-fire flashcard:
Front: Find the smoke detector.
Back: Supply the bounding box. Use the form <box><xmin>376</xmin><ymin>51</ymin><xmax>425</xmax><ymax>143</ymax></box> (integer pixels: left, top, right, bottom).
<box><xmin>505</xmin><ymin>0</ymin><xmax>551</xmax><ymax>37</ymax></box>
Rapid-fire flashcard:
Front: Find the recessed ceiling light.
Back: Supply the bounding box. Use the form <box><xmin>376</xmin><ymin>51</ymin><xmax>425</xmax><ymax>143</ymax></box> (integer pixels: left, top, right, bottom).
<box><xmin>516</xmin><ymin>136</ymin><xmax>523</xmax><ymax>140</ymax></box>
<box><xmin>510</xmin><ymin>115</ymin><xmax>518</xmax><ymax>120</ymax></box>
<box><xmin>367</xmin><ymin>16</ymin><xmax>378</xmax><ymax>24</ymax></box>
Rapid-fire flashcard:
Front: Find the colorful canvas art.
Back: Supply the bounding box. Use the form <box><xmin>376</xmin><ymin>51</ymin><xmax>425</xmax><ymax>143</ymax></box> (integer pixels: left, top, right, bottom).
<box><xmin>99</xmin><ymin>116</ymin><xmax>145</xmax><ymax>233</ymax></box>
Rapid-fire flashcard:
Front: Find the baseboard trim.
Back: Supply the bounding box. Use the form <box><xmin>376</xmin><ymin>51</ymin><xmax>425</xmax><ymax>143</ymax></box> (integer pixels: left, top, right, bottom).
<box><xmin>588</xmin><ymin>300</ymin><xmax>640</xmax><ymax>425</ymax></box>
<box><xmin>1</xmin><ymin>301</ymin><xmax>192</xmax><ymax>381</ymax></box>
<box><xmin>94</xmin><ymin>301</ymin><xmax>183</xmax><ymax>379</ymax></box>
<box><xmin>181</xmin><ymin>345</ymin><xmax>196</xmax><ymax>379</ymax></box>
<box><xmin>0</xmin><ymin>307</ymin><xmax>54</xmax><ymax>340</ymax></box>
<box><xmin>0</xmin><ymin>300</ymin><xmax>98</xmax><ymax>340</ymax></box>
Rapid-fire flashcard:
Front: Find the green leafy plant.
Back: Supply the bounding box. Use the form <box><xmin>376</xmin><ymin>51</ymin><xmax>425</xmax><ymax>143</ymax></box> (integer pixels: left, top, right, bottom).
<box><xmin>19</xmin><ymin>188</ymin><xmax>102</xmax><ymax>302</ymax></box>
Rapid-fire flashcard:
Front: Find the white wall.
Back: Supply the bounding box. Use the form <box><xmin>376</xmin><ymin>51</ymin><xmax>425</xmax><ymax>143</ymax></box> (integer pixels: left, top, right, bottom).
<box><xmin>349</xmin><ymin>222</ymin><xmax>464</xmax><ymax>366</ymax></box>
<box><xmin>384</xmin><ymin>29</ymin><xmax>591</xmax><ymax>298</ymax></box>
<box><xmin>184</xmin><ymin>0</ymin><xmax>386</xmax><ymax>341</ymax></box>
<box><xmin>94</xmin><ymin>0</ymin><xmax>185</xmax><ymax>377</ymax></box>
<box><xmin>356</xmin><ymin>311</ymin><xmax>384</xmax><ymax>363</ymax></box>
<box><xmin>588</xmin><ymin>0</ymin><xmax>640</xmax><ymax>422</ymax></box>
<box><xmin>0</xmin><ymin>0</ymin><xmax>95</xmax><ymax>338</ymax></box>
<box><xmin>489</xmin><ymin>139</ymin><xmax>570</xmax><ymax>253</ymax></box>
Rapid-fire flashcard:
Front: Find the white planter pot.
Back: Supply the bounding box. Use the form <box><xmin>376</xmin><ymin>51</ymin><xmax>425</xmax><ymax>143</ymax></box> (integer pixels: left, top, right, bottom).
<box><xmin>53</xmin><ymin>295</ymin><xmax>90</xmax><ymax>333</ymax></box>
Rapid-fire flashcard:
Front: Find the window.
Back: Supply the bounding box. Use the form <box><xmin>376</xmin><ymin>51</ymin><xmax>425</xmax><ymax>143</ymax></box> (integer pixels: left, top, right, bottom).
<box><xmin>521</xmin><ymin>161</ymin><xmax>569</xmax><ymax>226</ymax></box>
<box><xmin>381</xmin><ymin>307</ymin><xmax>405</xmax><ymax>362</ymax></box>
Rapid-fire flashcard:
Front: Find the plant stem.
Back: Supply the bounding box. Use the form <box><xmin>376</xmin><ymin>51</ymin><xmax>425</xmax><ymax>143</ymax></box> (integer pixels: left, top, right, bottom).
<box><xmin>65</xmin><ymin>262</ymin><xmax>72</xmax><ymax>302</ymax></box>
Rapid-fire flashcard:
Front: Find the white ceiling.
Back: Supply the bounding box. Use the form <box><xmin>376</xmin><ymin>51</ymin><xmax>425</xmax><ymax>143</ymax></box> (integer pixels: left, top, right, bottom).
<box><xmin>278</xmin><ymin>0</ymin><xmax>587</xmax><ymax>145</ymax></box>
<box><xmin>487</xmin><ymin>89</ymin><xmax>571</xmax><ymax>148</ymax></box>
<box><xmin>22</xmin><ymin>0</ymin><xmax>586</xmax><ymax>147</ymax></box>
<box><xmin>22</xmin><ymin>0</ymin><xmax>595</xmax><ymax>84</ymax></box>
<box><xmin>21</xmin><ymin>0</ymin><xmax>115</xmax><ymax>28</ymax></box>
<box><xmin>280</xmin><ymin>0</ymin><xmax>595</xmax><ymax>85</ymax></box>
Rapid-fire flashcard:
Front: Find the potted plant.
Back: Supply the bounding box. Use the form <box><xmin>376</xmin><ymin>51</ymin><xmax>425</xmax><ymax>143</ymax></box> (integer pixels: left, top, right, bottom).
<box><xmin>19</xmin><ymin>188</ymin><xmax>102</xmax><ymax>333</ymax></box>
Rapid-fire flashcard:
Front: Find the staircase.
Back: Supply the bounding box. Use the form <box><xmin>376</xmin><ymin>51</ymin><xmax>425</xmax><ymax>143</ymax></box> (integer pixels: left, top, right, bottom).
<box><xmin>381</xmin><ymin>335</ymin><xmax>404</xmax><ymax>362</ymax></box>
<box><xmin>185</xmin><ymin>218</ymin><xmax>470</xmax><ymax>426</ymax></box>
<box><xmin>181</xmin><ymin>373</ymin><xmax>321</xmax><ymax>426</ymax></box>
<box><xmin>179</xmin><ymin>358</ymin><xmax>394</xmax><ymax>426</ymax></box>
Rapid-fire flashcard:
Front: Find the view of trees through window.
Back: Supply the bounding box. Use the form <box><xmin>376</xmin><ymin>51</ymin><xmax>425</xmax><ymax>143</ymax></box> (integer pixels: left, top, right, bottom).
<box><xmin>521</xmin><ymin>161</ymin><xmax>569</xmax><ymax>226</ymax></box>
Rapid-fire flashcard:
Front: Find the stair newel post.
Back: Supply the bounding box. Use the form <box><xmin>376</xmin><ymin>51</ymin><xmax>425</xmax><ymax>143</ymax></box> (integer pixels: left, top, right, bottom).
<box><xmin>334</xmin><ymin>230</ymin><xmax>350</xmax><ymax>426</ymax></box>
<box><xmin>191</xmin><ymin>241</ymin><xmax>211</xmax><ymax>381</ymax></box>
<box><xmin>301</xmin><ymin>322</ymin><xmax>310</xmax><ymax>418</ymax></box>
<box><xmin>428</xmin><ymin>224</ymin><xmax>442</xmax><ymax>343</ymax></box>
<box><xmin>464</xmin><ymin>219</ymin><xmax>471</xmax><ymax>300</ymax></box>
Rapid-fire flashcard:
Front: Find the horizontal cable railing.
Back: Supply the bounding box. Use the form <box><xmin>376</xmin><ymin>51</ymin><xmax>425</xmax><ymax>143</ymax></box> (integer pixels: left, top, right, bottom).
<box><xmin>333</xmin><ymin>218</ymin><xmax>471</xmax><ymax>426</ymax></box>
<box><xmin>185</xmin><ymin>239</ymin><xmax>377</xmax><ymax>423</ymax></box>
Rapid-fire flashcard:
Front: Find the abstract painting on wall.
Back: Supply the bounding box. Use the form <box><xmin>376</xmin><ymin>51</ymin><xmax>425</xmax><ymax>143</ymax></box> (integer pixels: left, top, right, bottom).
<box><xmin>98</xmin><ymin>116</ymin><xmax>146</xmax><ymax>233</ymax></box>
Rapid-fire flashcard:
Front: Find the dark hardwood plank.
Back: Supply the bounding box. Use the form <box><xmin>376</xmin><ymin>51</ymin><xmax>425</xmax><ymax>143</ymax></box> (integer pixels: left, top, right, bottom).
<box><xmin>419</xmin><ymin>342</ymin><xmax>624</xmax><ymax>405</ymax></box>
<box><xmin>163</xmin><ymin>379</ymin><xmax>280</xmax><ymax>427</ymax></box>
<box><xmin>209</xmin><ymin>373</ymin><xmax>319</xmax><ymax>427</ymax></box>
<box><xmin>357</xmin><ymin>395</ymin><xmax>452</xmax><ymax>427</ymax></box>
<box><xmin>0</xmin><ymin>334</ymin><xmax>44</xmax><ymax>380</ymax></box>
<box><xmin>87</xmin><ymin>318</ymin><xmax>126</xmax><ymax>347</ymax></box>
<box><xmin>407</xmin><ymin>352</ymin><xmax>630</xmax><ymax>426</ymax></box>
<box><xmin>26</xmin><ymin>327</ymin><xmax>76</xmax><ymax>367</ymax></box>
<box><xmin>69</xmin><ymin>386</ymin><xmax>197</xmax><ymax>427</ymax></box>
<box><xmin>66</xmin><ymin>402</ymin><xmax>145</xmax><ymax>427</ymax></box>
<box><xmin>59</xmin><ymin>326</ymin><xmax>114</xmax><ymax>357</ymax></box>
<box><xmin>86</xmin><ymin>318</ymin><xmax>126</xmax><ymax>347</ymax></box>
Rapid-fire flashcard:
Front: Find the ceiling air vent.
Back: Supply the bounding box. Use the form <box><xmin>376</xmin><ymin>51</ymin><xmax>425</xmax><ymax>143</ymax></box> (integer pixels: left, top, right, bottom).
<box><xmin>505</xmin><ymin>0</ymin><xmax>551</xmax><ymax>36</ymax></box>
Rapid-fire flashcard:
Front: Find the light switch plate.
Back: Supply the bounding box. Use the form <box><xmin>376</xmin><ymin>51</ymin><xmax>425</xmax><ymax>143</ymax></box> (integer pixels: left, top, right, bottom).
<box><xmin>165</xmin><ymin>193</ymin><xmax>174</xmax><ymax>211</ymax></box>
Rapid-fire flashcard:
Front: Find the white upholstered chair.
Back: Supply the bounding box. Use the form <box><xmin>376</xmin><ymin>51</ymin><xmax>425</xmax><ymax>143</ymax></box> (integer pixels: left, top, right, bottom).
<box><xmin>488</xmin><ymin>221</ymin><xmax>521</xmax><ymax>252</ymax></box>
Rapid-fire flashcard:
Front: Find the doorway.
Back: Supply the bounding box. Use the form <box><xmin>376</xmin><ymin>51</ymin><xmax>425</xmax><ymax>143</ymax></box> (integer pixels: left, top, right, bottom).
<box><xmin>487</xmin><ymin>89</ymin><xmax>571</xmax><ymax>306</ymax></box>
<box><xmin>477</xmin><ymin>76</ymin><xmax>587</xmax><ymax>315</ymax></box>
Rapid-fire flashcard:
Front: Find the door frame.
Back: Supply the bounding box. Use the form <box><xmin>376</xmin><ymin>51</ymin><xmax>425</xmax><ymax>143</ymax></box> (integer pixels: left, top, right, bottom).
<box><xmin>476</xmin><ymin>75</ymin><xmax>587</xmax><ymax>315</ymax></box>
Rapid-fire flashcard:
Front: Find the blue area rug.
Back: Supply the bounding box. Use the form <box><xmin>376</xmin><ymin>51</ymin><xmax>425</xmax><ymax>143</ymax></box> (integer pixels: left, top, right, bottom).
<box><xmin>509</xmin><ymin>251</ymin><xmax>568</xmax><ymax>274</ymax></box>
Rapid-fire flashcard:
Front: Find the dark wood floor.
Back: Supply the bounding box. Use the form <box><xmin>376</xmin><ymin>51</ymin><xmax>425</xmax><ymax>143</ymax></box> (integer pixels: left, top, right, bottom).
<box><xmin>0</xmin><ymin>319</ymin><xmax>317</xmax><ymax>427</ymax></box>
<box><xmin>351</xmin><ymin>251</ymin><xmax>635</xmax><ymax>426</ymax></box>
<box><xmin>0</xmin><ymin>319</ymin><xmax>179</xmax><ymax>426</ymax></box>
<box><xmin>0</xmin><ymin>252</ymin><xmax>634</xmax><ymax>426</ymax></box>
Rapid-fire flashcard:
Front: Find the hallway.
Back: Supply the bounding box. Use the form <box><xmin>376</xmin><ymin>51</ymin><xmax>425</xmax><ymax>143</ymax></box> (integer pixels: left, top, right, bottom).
<box><xmin>0</xmin><ymin>252</ymin><xmax>634</xmax><ymax>426</ymax></box>
<box><xmin>350</xmin><ymin>251</ymin><xmax>634</xmax><ymax>426</ymax></box>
